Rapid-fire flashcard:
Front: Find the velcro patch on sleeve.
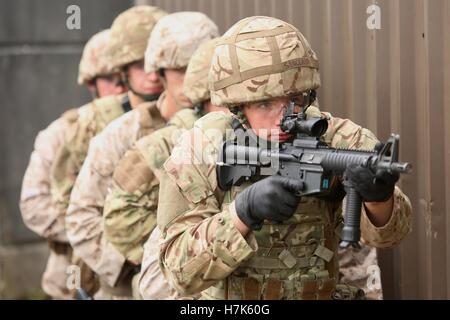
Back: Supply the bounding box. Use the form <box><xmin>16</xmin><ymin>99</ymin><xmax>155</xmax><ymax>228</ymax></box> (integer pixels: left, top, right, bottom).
<box><xmin>113</xmin><ymin>149</ymin><xmax>154</xmax><ymax>193</ymax></box>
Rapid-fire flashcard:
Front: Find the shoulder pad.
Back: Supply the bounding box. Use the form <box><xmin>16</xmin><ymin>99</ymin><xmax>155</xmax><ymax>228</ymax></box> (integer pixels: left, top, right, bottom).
<box><xmin>169</xmin><ymin>108</ymin><xmax>199</xmax><ymax>130</ymax></box>
<box><xmin>136</xmin><ymin>126</ymin><xmax>177</xmax><ymax>175</ymax></box>
<box><xmin>92</xmin><ymin>95</ymin><xmax>125</xmax><ymax>125</ymax></box>
<box><xmin>194</xmin><ymin>111</ymin><xmax>233</xmax><ymax>130</ymax></box>
<box><xmin>113</xmin><ymin>148</ymin><xmax>154</xmax><ymax>193</ymax></box>
<box><xmin>136</xmin><ymin>101</ymin><xmax>166</xmax><ymax>131</ymax></box>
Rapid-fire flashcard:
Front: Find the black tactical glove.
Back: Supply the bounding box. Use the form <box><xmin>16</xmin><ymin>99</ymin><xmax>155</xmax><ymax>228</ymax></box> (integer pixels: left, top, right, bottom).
<box><xmin>344</xmin><ymin>163</ymin><xmax>399</xmax><ymax>202</ymax></box>
<box><xmin>235</xmin><ymin>175</ymin><xmax>304</xmax><ymax>230</ymax></box>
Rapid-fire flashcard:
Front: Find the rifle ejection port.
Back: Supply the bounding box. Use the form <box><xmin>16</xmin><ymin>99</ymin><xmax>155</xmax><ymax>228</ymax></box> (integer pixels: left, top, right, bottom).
<box><xmin>301</xmin><ymin>153</ymin><xmax>315</xmax><ymax>163</ymax></box>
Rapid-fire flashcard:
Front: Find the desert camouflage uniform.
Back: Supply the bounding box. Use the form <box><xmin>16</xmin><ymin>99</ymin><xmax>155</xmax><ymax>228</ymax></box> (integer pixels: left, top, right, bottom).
<box><xmin>338</xmin><ymin>244</ymin><xmax>382</xmax><ymax>299</ymax></box>
<box><xmin>19</xmin><ymin>29</ymin><xmax>118</xmax><ymax>299</ymax></box>
<box><xmin>20</xmin><ymin>110</ymin><xmax>77</xmax><ymax>299</ymax></box>
<box><xmin>51</xmin><ymin>94</ymin><xmax>128</xmax><ymax>214</ymax></box>
<box><xmin>49</xmin><ymin>95</ymin><xmax>128</xmax><ymax>297</ymax></box>
<box><xmin>59</xmin><ymin>6</ymin><xmax>166</xmax><ymax>299</ymax></box>
<box><xmin>157</xmin><ymin>16</ymin><xmax>413</xmax><ymax>300</ymax></box>
<box><xmin>65</xmin><ymin>99</ymin><xmax>165</xmax><ymax>297</ymax></box>
<box><xmin>77</xmin><ymin>29</ymin><xmax>119</xmax><ymax>86</ymax></box>
<box><xmin>101</xmin><ymin>18</ymin><xmax>219</xmax><ymax>300</ymax></box>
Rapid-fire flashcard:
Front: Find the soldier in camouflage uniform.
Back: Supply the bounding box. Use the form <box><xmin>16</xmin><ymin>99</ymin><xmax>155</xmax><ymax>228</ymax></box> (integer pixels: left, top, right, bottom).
<box><xmin>101</xmin><ymin>37</ymin><xmax>225</xmax><ymax>300</ymax></box>
<box><xmin>77</xmin><ymin>30</ymin><xmax>126</xmax><ymax>99</ymax></box>
<box><xmin>66</xmin><ymin>12</ymin><xmax>219</xmax><ymax>299</ymax></box>
<box><xmin>19</xmin><ymin>29</ymin><xmax>126</xmax><ymax>299</ymax></box>
<box><xmin>156</xmin><ymin>16</ymin><xmax>413</xmax><ymax>300</ymax></box>
<box><xmin>52</xmin><ymin>6</ymin><xmax>166</xmax><ymax>217</ymax></box>
<box><xmin>51</xmin><ymin>6</ymin><xmax>166</xmax><ymax>300</ymax></box>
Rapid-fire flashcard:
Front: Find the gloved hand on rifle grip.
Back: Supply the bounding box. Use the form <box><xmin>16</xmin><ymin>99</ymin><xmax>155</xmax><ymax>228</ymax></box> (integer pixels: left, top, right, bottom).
<box><xmin>235</xmin><ymin>175</ymin><xmax>304</xmax><ymax>230</ymax></box>
<box><xmin>343</xmin><ymin>163</ymin><xmax>399</xmax><ymax>202</ymax></box>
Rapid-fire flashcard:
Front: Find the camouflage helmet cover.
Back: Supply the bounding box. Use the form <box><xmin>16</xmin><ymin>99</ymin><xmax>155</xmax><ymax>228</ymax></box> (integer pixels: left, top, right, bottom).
<box><xmin>209</xmin><ymin>16</ymin><xmax>321</xmax><ymax>106</ymax></box>
<box><xmin>183</xmin><ymin>38</ymin><xmax>221</xmax><ymax>106</ymax></box>
<box><xmin>145</xmin><ymin>12</ymin><xmax>219</xmax><ymax>73</ymax></box>
<box><xmin>78</xmin><ymin>29</ymin><xmax>115</xmax><ymax>85</ymax></box>
<box><xmin>108</xmin><ymin>6</ymin><xmax>167</xmax><ymax>71</ymax></box>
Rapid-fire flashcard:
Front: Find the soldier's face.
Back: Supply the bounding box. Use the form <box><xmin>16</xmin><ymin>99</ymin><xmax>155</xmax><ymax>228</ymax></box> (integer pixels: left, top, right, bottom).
<box><xmin>94</xmin><ymin>73</ymin><xmax>126</xmax><ymax>98</ymax></box>
<box><xmin>127</xmin><ymin>59</ymin><xmax>164</xmax><ymax>95</ymax></box>
<box><xmin>158</xmin><ymin>68</ymin><xmax>192</xmax><ymax>120</ymax></box>
<box><xmin>243</xmin><ymin>97</ymin><xmax>302</xmax><ymax>142</ymax></box>
<box><xmin>164</xmin><ymin>68</ymin><xmax>191</xmax><ymax>107</ymax></box>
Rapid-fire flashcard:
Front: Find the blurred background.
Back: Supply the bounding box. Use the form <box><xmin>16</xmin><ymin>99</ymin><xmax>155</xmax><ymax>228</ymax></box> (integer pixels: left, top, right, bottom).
<box><xmin>0</xmin><ymin>0</ymin><xmax>449</xmax><ymax>299</ymax></box>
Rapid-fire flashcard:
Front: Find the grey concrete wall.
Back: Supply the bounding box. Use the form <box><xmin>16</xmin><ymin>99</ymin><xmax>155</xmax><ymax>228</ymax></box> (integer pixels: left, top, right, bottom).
<box><xmin>0</xmin><ymin>0</ymin><xmax>133</xmax><ymax>298</ymax></box>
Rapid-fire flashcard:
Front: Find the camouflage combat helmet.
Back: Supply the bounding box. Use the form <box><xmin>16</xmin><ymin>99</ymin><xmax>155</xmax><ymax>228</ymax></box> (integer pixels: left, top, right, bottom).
<box><xmin>183</xmin><ymin>38</ymin><xmax>221</xmax><ymax>106</ymax></box>
<box><xmin>209</xmin><ymin>16</ymin><xmax>321</xmax><ymax>107</ymax></box>
<box><xmin>108</xmin><ymin>6</ymin><xmax>167</xmax><ymax>71</ymax></box>
<box><xmin>78</xmin><ymin>29</ymin><xmax>116</xmax><ymax>85</ymax></box>
<box><xmin>145</xmin><ymin>12</ymin><xmax>219</xmax><ymax>73</ymax></box>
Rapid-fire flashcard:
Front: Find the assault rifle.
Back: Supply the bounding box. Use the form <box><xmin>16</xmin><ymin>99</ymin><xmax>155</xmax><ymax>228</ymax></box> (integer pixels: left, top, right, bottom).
<box><xmin>216</xmin><ymin>101</ymin><xmax>411</xmax><ymax>248</ymax></box>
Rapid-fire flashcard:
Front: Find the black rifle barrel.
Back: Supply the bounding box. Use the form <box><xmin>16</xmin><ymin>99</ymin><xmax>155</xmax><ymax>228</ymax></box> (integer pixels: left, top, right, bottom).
<box><xmin>219</xmin><ymin>136</ymin><xmax>411</xmax><ymax>248</ymax></box>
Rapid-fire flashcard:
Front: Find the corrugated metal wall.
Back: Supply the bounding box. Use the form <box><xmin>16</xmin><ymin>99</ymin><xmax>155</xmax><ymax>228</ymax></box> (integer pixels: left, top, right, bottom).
<box><xmin>137</xmin><ymin>0</ymin><xmax>450</xmax><ymax>299</ymax></box>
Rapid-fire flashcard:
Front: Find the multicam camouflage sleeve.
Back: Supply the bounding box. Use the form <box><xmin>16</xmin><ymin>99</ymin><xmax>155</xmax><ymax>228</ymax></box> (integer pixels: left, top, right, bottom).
<box><xmin>20</xmin><ymin>110</ymin><xmax>77</xmax><ymax>242</ymax></box>
<box><xmin>322</xmin><ymin>108</ymin><xmax>412</xmax><ymax>299</ymax></box>
<box><xmin>319</xmin><ymin>109</ymin><xmax>413</xmax><ymax>247</ymax></box>
<box><xmin>359</xmin><ymin>187</ymin><xmax>412</xmax><ymax>247</ymax></box>
<box><xmin>103</xmin><ymin>134</ymin><xmax>162</xmax><ymax>265</ymax></box>
<box><xmin>157</xmin><ymin>112</ymin><xmax>258</xmax><ymax>295</ymax></box>
<box><xmin>103</xmin><ymin>109</ymin><xmax>198</xmax><ymax>263</ymax></box>
<box><xmin>138</xmin><ymin>227</ymin><xmax>182</xmax><ymax>299</ymax></box>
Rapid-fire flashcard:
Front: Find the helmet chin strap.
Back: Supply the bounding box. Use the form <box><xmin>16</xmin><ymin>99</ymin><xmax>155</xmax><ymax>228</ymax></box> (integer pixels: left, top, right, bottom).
<box><xmin>130</xmin><ymin>88</ymin><xmax>161</xmax><ymax>102</ymax></box>
<box><xmin>91</xmin><ymin>90</ymin><xmax>99</xmax><ymax>100</ymax></box>
<box><xmin>88</xmin><ymin>79</ymin><xmax>100</xmax><ymax>99</ymax></box>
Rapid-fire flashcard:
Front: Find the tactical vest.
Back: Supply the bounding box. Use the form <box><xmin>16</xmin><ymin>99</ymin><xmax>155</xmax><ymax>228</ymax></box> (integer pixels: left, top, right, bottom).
<box><xmin>63</xmin><ymin>94</ymin><xmax>127</xmax><ymax>168</ymax></box>
<box><xmin>101</xmin><ymin>108</ymin><xmax>202</xmax><ymax>298</ymax></box>
<box><xmin>92</xmin><ymin>94</ymin><xmax>128</xmax><ymax>128</ymax></box>
<box><xmin>200</xmin><ymin>185</ymin><xmax>344</xmax><ymax>300</ymax></box>
<box><xmin>139</xmin><ymin>108</ymin><xmax>203</xmax><ymax>175</ymax></box>
<box><xmin>200</xmin><ymin>109</ymin><xmax>347</xmax><ymax>300</ymax></box>
<box><xmin>134</xmin><ymin>100</ymin><xmax>166</xmax><ymax>139</ymax></box>
<box><xmin>50</xmin><ymin>94</ymin><xmax>128</xmax><ymax>208</ymax></box>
